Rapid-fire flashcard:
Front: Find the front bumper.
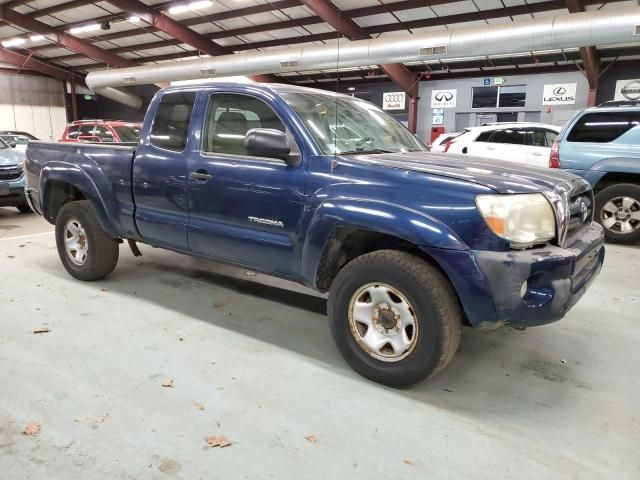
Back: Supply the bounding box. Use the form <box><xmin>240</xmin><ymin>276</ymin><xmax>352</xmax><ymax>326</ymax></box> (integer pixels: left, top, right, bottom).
<box><xmin>425</xmin><ymin>223</ymin><xmax>605</xmax><ymax>328</ymax></box>
<box><xmin>0</xmin><ymin>176</ymin><xmax>26</xmax><ymax>207</ymax></box>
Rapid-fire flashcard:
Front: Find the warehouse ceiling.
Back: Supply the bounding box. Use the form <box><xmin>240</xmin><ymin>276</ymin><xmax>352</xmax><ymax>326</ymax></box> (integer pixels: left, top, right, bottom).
<box><xmin>0</xmin><ymin>0</ymin><xmax>638</xmax><ymax>86</ymax></box>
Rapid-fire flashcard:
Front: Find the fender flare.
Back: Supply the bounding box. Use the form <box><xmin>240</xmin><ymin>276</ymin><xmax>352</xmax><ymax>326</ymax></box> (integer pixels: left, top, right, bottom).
<box><xmin>586</xmin><ymin>157</ymin><xmax>640</xmax><ymax>188</ymax></box>
<box><xmin>300</xmin><ymin>198</ymin><xmax>467</xmax><ymax>288</ymax></box>
<box><xmin>40</xmin><ymin>161</ymin><xmax>119</xmax><ymax>237</ymax></box>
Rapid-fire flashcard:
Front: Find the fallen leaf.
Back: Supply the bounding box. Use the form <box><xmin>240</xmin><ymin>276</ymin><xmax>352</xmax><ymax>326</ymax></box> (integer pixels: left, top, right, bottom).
<box><xmin>7</xmin><ymin>255</ymin><xmax>15</xmax><ymax>259</ymax></box>
<box><xmin>304</xmin><ymin>435</ymin><xmax>317</xmax><ymax>444</ymax></box>
<box><xmin>23</xmin><ymin>422</ymin><xmax>40</xmax><ymax>436</ymax></box>
<box><xmin>403</xmin><ymin>459</ymin><xmax>415</xmax><ymax>467</ymax></box>
<box><xmin>162</xmin><ymin>378</ymin><xmax>175</xmax><ymax>388</ymax></box>
<box><xmin>100</xmin><ymin>288</ymin><xmax>109</xmax><ymax>292</ymax></box>
<box><xmin>74</xmin><ymin>416</ymin><xmax>88</xmax><ymax>422</ymax></box>
<box><xmin>205</xmin><ymin>435</ymin><xmax>231</xmax><ymax>448</ymax></box>
<box><xmin>32</xmin><ymin>327</ymin><xmax>49</xmax><ymax>334</ymax></box>
<box><xmin>560</xmin><ymin>359</ymin><xmax>567</xmax><ymax>365</ymax></box>
<box><xmin>212</xmin><ymin>301</ymin><xmax>229</xmax><ymax>309</ymax></box>
<box><xmin>194</xmin><ymin>403</ymin><xmax>204</xmax><ymax>411</ymax></box>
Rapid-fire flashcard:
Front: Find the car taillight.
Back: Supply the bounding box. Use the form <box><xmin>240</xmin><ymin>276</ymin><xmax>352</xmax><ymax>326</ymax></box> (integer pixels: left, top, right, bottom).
<box><xmin>549</xmin><ymin>141</ymin><xmax>560</xmax><ymax>168</ymax></box>
<box><xmin>444</xmin><ymin>140</ymin><xmax>455</xmax><ymax>152</ymax></box>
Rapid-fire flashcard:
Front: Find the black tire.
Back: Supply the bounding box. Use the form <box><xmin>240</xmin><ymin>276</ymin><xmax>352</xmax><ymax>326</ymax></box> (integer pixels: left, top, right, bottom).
<box><xmin>328</xmin><ymin>250</ymin><xmax>462</xmax><ymax>387</ymax></box>
<box><xmin>55</xmin><ymin>200</ymin><xmax>119</xmax><ymax>281</ymax></box>
<box><xmin>595</xmin><ymin>183</ymin><xmax>640</xmax><ymax>245</ymax></box>
<box><xmin>16</xmin><ymin>203</ymin><xmax>32</xmax><ymax>214</ymax></box>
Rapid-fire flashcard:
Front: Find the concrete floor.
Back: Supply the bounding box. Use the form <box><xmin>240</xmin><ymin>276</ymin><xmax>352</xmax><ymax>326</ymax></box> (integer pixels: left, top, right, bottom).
<box><xmin>0</xmin><ymin>206</ymin><xmax>639</xmax><ymax>480</ymax></box>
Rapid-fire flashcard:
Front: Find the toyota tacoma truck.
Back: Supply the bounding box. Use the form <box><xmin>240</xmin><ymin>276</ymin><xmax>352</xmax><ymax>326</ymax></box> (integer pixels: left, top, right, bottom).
<box><xmin>24</xmin><ymin>83</ymin><xmax>605</xmax><ymax>387</ymax></box>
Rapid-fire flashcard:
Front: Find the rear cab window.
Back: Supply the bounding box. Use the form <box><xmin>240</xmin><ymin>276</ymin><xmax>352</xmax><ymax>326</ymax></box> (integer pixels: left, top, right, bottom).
<box><xmin>150</xmin><ymin>92</ymin><xmax>197</xmax><ymax>151</ymax></box>
<box><xmin>567</xmin><ymin>111</ymin><xmax>640</xmax><ymax>143</ymax></box>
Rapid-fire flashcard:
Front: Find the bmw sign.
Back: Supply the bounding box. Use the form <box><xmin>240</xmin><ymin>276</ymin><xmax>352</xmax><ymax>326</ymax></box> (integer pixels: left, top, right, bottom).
<box><xmin>431</xmin><ymin>89</ymin><xmax>457</xmax><ymax>108</ymax></box>
<box><xmin>382</xmin><ymin>92</ymin><xmax>406</xmax><ymax>111</ymax></box>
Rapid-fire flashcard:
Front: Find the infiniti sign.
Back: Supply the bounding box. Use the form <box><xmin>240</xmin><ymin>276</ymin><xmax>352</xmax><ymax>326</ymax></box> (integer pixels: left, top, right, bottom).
<box><xmin>431</xmin><ymin>89</ymin><xmax>457</xmax><ymax>108</ymax></box>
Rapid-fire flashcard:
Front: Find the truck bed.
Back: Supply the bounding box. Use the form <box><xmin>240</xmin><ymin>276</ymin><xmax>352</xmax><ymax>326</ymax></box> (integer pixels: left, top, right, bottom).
<box><xmin>25</xmin><ymin>141</ymin><xmax>138</xmax><ymax>238</ymax></box>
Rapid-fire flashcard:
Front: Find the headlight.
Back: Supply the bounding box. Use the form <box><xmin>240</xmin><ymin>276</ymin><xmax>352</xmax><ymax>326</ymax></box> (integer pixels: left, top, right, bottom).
<box><xmin>476</xmin><ymin>193</ymin><xmax>556</xmax><ymax>248</ymax></box>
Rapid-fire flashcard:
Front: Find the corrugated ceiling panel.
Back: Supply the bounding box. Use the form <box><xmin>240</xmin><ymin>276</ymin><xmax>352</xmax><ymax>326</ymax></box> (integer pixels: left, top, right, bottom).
<box><xmin>353</xmin><ymin>13</ymin><xmax>398</xmax><ymax>28</ymax></box>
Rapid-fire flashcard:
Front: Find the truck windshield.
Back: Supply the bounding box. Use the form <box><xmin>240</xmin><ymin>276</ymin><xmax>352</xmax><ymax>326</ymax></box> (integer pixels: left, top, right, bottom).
<box><xmin>280</xmin><ymin>91</ymin><xmax>426</xmax><ymax>155</ymax></box>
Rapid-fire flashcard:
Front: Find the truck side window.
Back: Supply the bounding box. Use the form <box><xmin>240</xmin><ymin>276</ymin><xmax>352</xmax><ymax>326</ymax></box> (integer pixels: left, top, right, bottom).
<box><xmin>567</xmin><ymin>112</ymin><xmax>640</xmax><ymax>143</ymax></box>
<box><xmin>95</xmin><ymin>126</ymin><xmax>114</xmax><ymax>143</ymax></box>
<box><xmin>66</xmin><ymin>125</ymin><xmax>80</xmax><ymax>140</ymax></box>
<box><xmin>150</xmin><ymin>92</ymin><xmax>196</xmax><ymax>152</ymax></box>
<box><xmin>202</xmin><ymin>94</ymin><xmax>286</xmax><ymax>157</ymax></box>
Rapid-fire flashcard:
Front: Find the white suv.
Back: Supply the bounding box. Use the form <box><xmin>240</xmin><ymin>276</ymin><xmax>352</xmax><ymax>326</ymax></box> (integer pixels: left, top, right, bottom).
<box><xmin>443</xmin><ymin>123</ymin><xmax>561</xmax><ymax>168</ymax></box>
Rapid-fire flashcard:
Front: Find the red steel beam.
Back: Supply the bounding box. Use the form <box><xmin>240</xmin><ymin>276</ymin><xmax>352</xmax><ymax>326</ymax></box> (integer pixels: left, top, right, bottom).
<box><xmin>105</xmin><ymin>0</ymin><xmax>273</xmax><ymax>83</ymax></box>
<box><xmin>299</xmin><ymin>0</ymin><xmax>419</xmax><ymax>131</ymax></box>
<box><xmin>565</xmin><ymin>0</ymin><xmax>600</xmax><ymax>106</ymax></box>
<box><xmin>0</xmin><ymin>46</ymin><xmax>81</xmax><ymax>83</ymax></box>
<box><xmin>0</xmin><ymin>7</ymin><xmax>137</xmax><ymax>68</ymax></box>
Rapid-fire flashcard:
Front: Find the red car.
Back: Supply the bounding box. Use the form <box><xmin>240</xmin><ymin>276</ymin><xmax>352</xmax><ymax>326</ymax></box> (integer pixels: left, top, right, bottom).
<box><xmin>61</xmin><ymin>120</ymin><xmax>142</xmax><ymax>144</ymax></box>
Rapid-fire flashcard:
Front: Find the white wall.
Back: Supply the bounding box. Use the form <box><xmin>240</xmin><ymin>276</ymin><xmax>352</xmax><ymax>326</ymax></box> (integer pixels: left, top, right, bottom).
<box><xmin>0</xmin><ymin>74</ymin><xmax>67</xmax><ymax>141</ymax></box>
<box><xmin>417</xmin><ymin>71</ymin><xmax>589</xmax><ymax>141</ymax></box>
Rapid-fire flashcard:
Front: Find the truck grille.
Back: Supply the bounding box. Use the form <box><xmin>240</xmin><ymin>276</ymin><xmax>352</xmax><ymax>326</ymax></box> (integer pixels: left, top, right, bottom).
<box><xmin>565</xmin><ymin>190</ymin><xmax>594</xmax><ymax>247</ymax></box>
<box><xmin>0</xmin><ymin>165</ymin><xmax>22</xmax><ymax>181</ymax></box>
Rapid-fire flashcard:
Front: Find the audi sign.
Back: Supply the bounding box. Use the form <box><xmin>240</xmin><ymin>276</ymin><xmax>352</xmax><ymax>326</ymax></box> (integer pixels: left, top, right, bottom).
<box><xmin>382</xmin><ymin>92</ymin><xmax>406</xmax><ymax>111</ymax></box>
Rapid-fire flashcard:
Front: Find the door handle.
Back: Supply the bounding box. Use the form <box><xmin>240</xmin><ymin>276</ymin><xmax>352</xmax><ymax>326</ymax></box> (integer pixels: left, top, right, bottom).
<box><xmin>189</xmin><ymin>169</ymin><xmax>212</xmax><ymax>181</ymax></box>
<box><xmin>531</xmin><ymin>152</ymin><xmax>543</xmax><ymax>157</ymax></box>
<box><xmin>486</xmin><ymin>146</ymin><xmax>496</xmax><ymax>150</ymax></box>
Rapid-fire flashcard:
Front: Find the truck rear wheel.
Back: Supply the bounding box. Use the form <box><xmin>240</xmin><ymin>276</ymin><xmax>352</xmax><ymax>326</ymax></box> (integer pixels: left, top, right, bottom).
<box><xmin>595</xmin><ymin>183</ymin><xmax>640</xmax><ymax>244</ymax></box>
<box><xmin>328</xmin><ymin>250</ymin><xmax>462</xmax><ymax>387</ymax></box>
<box><xmin>55</xmin><ymin>200</ymin><xmax>119</xmax><ymax>281</ymax></box>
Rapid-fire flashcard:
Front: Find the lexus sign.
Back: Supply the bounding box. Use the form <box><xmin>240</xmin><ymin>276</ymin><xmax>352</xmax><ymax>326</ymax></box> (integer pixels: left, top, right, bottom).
<box><xmin>431</xmin><ymin>89</ymin><xmax>457</xmax><ymax>108</ymax></box>
<box><xmin>614</xmin><ymin>79</ymin><xmax>640</xmax><ymax>101</ymax></box>
<box><xmin>542</xmin><ymin>83</ymin><xmax>577</xmax><ymax>105</ymax></box>
<box><xmin>382</xmin><ymin>92</ymin><xmax>406</xmax><ymax>110</ymax></box>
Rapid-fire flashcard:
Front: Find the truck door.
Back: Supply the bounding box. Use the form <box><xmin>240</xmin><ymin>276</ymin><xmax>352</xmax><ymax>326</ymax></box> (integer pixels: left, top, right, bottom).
<box><xmin>186</xmin><ymin>92</ymin><xmax>306</xmax><ymax>276</ymax></box>
<box><xmin>133</xmin><ymin>91</ymin><xmax>196</xmax><ymax>250</ymax></box>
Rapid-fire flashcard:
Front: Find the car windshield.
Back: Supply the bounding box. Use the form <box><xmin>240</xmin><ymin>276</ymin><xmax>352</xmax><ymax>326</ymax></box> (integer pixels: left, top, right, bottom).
<box><xmin>114</xmin><ymin>125</ymin><xmax>141</xmax><ymax>142</ymax></box>
<box><xmin>280</xmin><ymin>91</ymin><xmax>426</xmax><ymax>155</ymax></box>
<box><xmin>0</xmin><ymin>134</ymin><xmax>30</xmax><ymax>145</ymax></box>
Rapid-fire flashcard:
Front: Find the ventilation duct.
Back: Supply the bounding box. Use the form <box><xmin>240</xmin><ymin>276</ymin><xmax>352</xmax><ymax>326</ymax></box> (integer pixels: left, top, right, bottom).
<box><xmin>94</xmin><ymin>87</ymin><xmax>143</xmax><ymax>109</ymax></box>
<box><xmin>87</xmin><ymin>8</ymin><xmax>640</xmax><ymax>90</ymax></box>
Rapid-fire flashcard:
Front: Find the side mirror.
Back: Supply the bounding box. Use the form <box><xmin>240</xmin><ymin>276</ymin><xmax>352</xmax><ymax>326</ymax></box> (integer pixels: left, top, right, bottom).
<box><xmin>245</xmin><ymin>128</ymin><xmax>299</xmax><ymax>166</ymax></box>
<box><xmin>8</xmin><ymin>142</ymin><xmax>16</xmax><ymax>148</ymax></box>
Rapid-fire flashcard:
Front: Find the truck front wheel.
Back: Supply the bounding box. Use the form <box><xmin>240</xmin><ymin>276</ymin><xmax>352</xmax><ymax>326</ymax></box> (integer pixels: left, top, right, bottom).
<box><xmin>595</xmin><ymin>183</ymin><xmax>640</xmax><ymax>244</ymax></box>
<box><xmin>55</xmin><ymin>201</ymin><xmax>119</xmax><ymax>281</ymax></box>
<box><xmin>328</xmin><ymin>250</ymin><xmax>461</xmax><ymax>387</ymax></box>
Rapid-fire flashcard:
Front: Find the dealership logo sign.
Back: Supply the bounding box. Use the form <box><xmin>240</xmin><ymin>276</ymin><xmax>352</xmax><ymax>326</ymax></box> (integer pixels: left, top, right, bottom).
<box><xmin>542</xmin><ymin>83</ymin><xmax>576</xmax><ymax>105</ymax></box>
<box><xmin>621</xmin><ymin>80</ymin><xmax>640</xmax><ymax>100</ymax></box>
<box><xmin>431</xmin><ymin>89</ymin><xmax>457</xmax><ymax>108</ymax></box>
<box><xmin>613</xmin><ymin>79</ymin><xmax>640</xmax><ymax>101</ymax></box>
<box><xmin>382</xmin><ymin>91</ymin><xmax>406</xmax><ymax>110</ymax></box>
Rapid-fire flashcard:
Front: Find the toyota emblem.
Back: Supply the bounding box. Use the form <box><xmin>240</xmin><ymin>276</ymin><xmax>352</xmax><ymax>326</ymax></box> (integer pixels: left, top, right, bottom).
<box><xmin>580</xmin><ymin>200</ymin><xmax>589</xmax><ymax>223</ymax></box>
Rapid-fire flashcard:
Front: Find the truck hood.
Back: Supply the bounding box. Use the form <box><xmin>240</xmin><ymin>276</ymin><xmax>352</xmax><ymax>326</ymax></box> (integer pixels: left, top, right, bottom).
<box><xmin>0</xmin><ymin>147</ymin><xmax>25</xmax><ymax>166</ymax></box>
<box><xmin>347</xmin><ymin>151</ymin><xmax>578</xmax><ymax>194</ymax></box>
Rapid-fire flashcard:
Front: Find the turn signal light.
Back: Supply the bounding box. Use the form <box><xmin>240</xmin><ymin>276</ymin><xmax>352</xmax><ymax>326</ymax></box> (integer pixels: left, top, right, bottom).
<box><xmin>549</xmin><ymin>141</ymin><xmax>560</xmax><ymax>168</ymax></box>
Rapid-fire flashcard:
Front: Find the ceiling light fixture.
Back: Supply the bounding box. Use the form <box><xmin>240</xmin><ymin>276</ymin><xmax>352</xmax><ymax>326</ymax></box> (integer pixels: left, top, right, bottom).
<box><xmin>128</xmin><ymin>16</ymin><xmax>141</xmax><ymax>23</ymax></box>
<box><xmin>30</xmin><ymin>35</ymin><xmax>45</xmax><ymax>42</ymax></box>
<box><xmin>1</xmin><ymin>37</ymin><xmax>26</xmax><ymax>48</ymax></box>
<box><xmin>168</xmin><ymin>0</ymin><xmax>213</xmax><ymax>14</ymax></box>
<box><xmin>69</xmin><ymin>23</ymin><xmax>101</xmax><ymax>34</ymax></box>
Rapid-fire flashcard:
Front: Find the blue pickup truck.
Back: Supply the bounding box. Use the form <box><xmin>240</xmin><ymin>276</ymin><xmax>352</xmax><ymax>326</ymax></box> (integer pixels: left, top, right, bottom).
<box><xmin>24</xmin><ymin>83</ymin><xmax>604</xmax><ymax>386</ymax></box>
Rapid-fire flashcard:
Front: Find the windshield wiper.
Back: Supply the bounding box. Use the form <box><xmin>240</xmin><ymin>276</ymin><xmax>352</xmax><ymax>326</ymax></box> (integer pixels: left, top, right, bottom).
<box><xmin>340</xmin><ymin>148</ymin><xmax>396</xmax><ymax>155</ymax></box>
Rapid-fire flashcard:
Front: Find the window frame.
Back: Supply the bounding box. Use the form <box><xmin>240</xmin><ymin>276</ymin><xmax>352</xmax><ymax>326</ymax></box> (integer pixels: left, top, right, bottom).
<box><xmin>489</xmin><ymin>127</ymin><xmax>529</xmax><ymax>146</ymax></box>
<box><xmin>471</xmin><ymin>84</ymin><xmax>527</xmax><ymax>109</ymax></box>
<box><xmin>149</xmin><ymin>91</ymin><xmax>197</xmax><ymax>153</ymax></box>
<box><xmin>566</xmin><ymin>111</ymin><xmax>640</xmax><ymax>143</ymax></box>
<box><xmin>200</xmin><ymin>92</ymin><xmax>301</xmax><ymax>164</ymax></box>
